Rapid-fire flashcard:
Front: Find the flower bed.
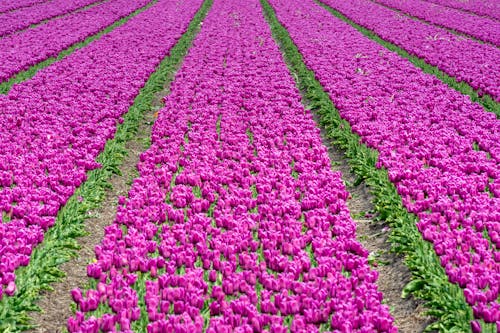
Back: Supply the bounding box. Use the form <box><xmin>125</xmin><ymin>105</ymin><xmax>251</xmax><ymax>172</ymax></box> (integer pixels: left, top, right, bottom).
<box><xmin>0</xmin><ymin>0</ymin><xmax>151</xmax><ymax>83</ymax></box>
<box><xmin>0</xmin><ymin>0</ymin><xmax>49</xmax><ymax>15</ymax></box>
<box><xmin>0</xmin><ymin>0</ymin><xmax>106</xmax><ymax>37</ymax></box>
<box><xmin>423</xmin><ymin>0</ymin><xmax>500</xmax><ymax>21</ymax></box>
<box><xmin>320</xmin><ymin>0</ymin><xmax>500</xmax><ymax>102</ymax></box>
<box><xmin>268</xmin><ymin>0</ymin><xmax>500</xmax><ymax>329</ymax></box>
<box><xmin>373</xmin><ymin>0</ymin><xmax>500</xmax><ymax>46</ymax></box>
<box><xmin>68</xmin><ymin>0</ymin><xmax>395</xmax><ymax>331</ymax></box>
<box><xmin>0</xmin><ymin>0</ymin><xmax>203</xmax><ymax>302</ymax></box>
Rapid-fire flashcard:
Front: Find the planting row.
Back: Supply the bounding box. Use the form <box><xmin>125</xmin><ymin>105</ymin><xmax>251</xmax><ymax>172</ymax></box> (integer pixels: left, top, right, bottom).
<box><xmin>0</xmin><ymin>0</ymin><xmax>151</xmax><ymax>84</ymax></box>
<box><xmin>68</xmin><ymin>0</ymin><xmax>395</xmax><ymax>331</ymax></box>
<box><xmin>423</xmin><ymin>0</ymin><xmax>500</xmax><ymax>21</ymax></box>
<box><xmin>268</xmin><ymin>0</ymin><xmax>500</xmax><ymax>329</ymax></box>
<box><xmin>319</xmin><ymin>0</ymin><xmax>500</xmax><ymax>102</ymax></box>
<box><xmin>0</xmin><ymin>0</ymin><xmax>48</xmax><ymax>14</ymax></box>
<box><xmin>0</xmin><ymin>0</ymin><xmax>104</xmax><ymax>37</ymax></box>
<box><xmin>261</xmin><ymin>1</ymin><xmax>473</xmax><ymax>331</ymax></box>
<box><xmin>373</xmin><ymin>0</ymin><xmax>500</xmax><ymax>46</ymax></box>
<box><xmin>0</xmin><ymin>0</ymin><xmax>203</xmax><ymax>301</ymax></box>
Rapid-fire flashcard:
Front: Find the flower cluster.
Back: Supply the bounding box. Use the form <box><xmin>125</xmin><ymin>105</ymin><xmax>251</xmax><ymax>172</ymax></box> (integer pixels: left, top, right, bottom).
<box><xmin>0</xmin><ymin>0</ymin><xmax>150</xmax><ymax>83</ymax></box>
<box><xmin>0</xmin><ymin>0</ymin><xmax>202</xmax><ymax>300</ymax></box>
<box><xmin>269</xmin><ymin>0</ymin><xmax>500</xmax><ymax>327</ymax></box>
<box><xmin>373</xmin><ymin>0</ymin><xmax>500</xmax><ymax>47</ymax></box>
<box><xmin>321</xmin><ymin>0</ymin><xmax>500</xmax><ymax>101</ymax></box>
<box><xmin>0</xmin><ymin>0</ymin><xmax>104</xmax><ymax>37</ymax></box>
<box><xmin>0</xmin><ymin>0</ymin><xmax>47</xmax><ymax>14</ymax></box>
<box><xmin>68</xmin><ymin>0</ymin><xmax>396</xmax><ymax>332</ymax></box>
<box><xmin>424</xmin><ymin>0</ymin><xmax>500</xmax><ymax>21</ymax></box>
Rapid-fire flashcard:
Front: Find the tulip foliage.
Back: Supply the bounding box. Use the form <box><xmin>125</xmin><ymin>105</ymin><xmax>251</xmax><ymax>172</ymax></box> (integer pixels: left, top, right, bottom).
<box><xmin>266</xmin><ymin>0</ymin><xmax>500</xmax><ymax>330</ymax></box>
<box><xmin>0</xmin><ymin>0</ymin><xmax>152</xmax><ymax>84</ymax></box>
<box><xmin>319</xmin><ymin>0</ymin><xmax>500</xmax><ymax>103</ymax></box>
<box><xmin>68</xmin><ymin>0</ymin><xmax>396</xmax><ymax>332</ymax></box>
<box><xmin>0</xmin><ymin>0</ymin><xmax>203</xmax><ymax>307</ymax></box>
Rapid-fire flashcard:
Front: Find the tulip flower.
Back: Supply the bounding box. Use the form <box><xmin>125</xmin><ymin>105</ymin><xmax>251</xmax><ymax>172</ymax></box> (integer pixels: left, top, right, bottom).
<box><xmin>66</xmin><ymin>0</ymin><xmax>399</xmax><ymax>331</ymax></box>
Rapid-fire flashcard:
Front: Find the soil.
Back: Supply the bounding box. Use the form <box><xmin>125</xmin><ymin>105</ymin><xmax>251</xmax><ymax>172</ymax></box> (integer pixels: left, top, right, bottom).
<box><xmin>312</xmin><ymin>112</ymin><xmax>435</xmax><ymax>333</ymax></box>
<box><xmin>27</xmin><ymin>104</ymin><xmax>159</xmax><ymax>333</ymax></box>
<box><xmin>27</xmin><ymin>40</ymin><xmax>433</xmax><ymax>333</ymax></box>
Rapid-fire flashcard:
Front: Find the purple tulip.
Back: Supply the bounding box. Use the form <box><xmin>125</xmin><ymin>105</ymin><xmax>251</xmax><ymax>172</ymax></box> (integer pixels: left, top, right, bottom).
<box><xmin>471</xmin><ymin>320</ymin><xmax>482</xmax><ymax>333</ymax></box>
<box><xmin>66</xmin><ymin>0</ymin><xmax>399</xmax><ymax>331</ymax></box>
<box><xmin>0</xmin><ymin>0</ymin><xmax>150</xmax><ymax>84</ymax></box>
<box><xmin>372</xmin><ymin>0</ymin><xmax>500</xmax><ymax>46</ymax></box>
<box><xmin>0</xmin><ymin>0</ymin><xmax>103</xmax><ymax>37</ymax></box>
<box><xmin>268</xmin><ymin>0</ymin><xmax>500</xmax><ymax>324</ymax></box>
<box><xmin>1</xmin><ymin>0</ymin><xmax>207</xmax><ymax>304</ymax></box>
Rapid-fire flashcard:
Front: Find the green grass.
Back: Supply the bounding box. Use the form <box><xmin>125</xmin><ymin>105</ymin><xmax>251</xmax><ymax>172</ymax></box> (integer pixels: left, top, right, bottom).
<box><xmin>0</xmin><ymin>0</ymin><xmax>212</xmax><ymax>331</ymax></box>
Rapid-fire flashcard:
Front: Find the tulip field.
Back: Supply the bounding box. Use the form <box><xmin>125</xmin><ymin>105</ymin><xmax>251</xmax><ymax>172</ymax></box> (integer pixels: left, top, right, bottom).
<box><xmin>0</xmin><ymin>0</ymin><xmax>498</xmax><ymax>332</ymax></box>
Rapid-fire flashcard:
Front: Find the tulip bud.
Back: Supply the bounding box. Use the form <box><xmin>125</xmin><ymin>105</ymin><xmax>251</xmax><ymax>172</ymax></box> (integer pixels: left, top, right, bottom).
<box><xmin>471</xmin><ymin>320</ymin><xmax>482</xmax><ymax>333</ymax></box>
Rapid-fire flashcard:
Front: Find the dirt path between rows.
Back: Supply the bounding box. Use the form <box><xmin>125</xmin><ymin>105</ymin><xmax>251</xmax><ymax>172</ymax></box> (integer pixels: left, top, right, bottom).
<box><xmin>27</xmin><ymin>101</ymin><xmax>161</xmax><ymax>333</ymax></box>
<box><xmin>312</xmin><ymin>112</ymin><xmax>434</xmax><ymax>332</ymax></box>
<box><xmin>28</xmin><ymin>40</ymin><xmax>432</xmax><ymax>333</ymax></box>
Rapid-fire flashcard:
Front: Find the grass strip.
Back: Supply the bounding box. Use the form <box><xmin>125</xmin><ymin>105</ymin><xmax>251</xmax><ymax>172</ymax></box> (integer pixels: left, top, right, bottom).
<box><xmin>315</xmin><ymin>0</ymin><xmax>500</xmax><ymax>118</ymax></box>
<box><xmin>0</xmin><ymin>0</ymin><xmax>157</xmax><ymax>95</ymax></box>
<box><xmin>260</xmin><ymin>0</ymin><xmax>497</xmax><ymax>331</ymax></box>
<box><xmin>0</xmin><ymin>0</ymin><xmax>212</xmax><ymax>331</ymax></box>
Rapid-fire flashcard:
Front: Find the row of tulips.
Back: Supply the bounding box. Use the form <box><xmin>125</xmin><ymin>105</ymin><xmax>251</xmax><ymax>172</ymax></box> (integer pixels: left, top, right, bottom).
<box><xmin>0</xmin><ymin>0</ymin><xmax>48</xmax><ymax>14</ymax></box>
<box><xmin>0</xmin><ymin>0</ymin><xmax>105</xmax><ymax>37</ymax></box>
<box><xmin>68</xmin><ymin>0</ymin><xmax>396</xmax><ymax>331</ymax></box>
<box><xmin>261</xmin><ymin>0</ymin><xmax>474</xmax><ymax>330</ymax></box>
<box><xmin>0</xmin><ymin>0</ymin><xmax>203</xmax><ymax>301</ymax></box>
<box><xmin>268</xmin><ymin>0</ymin><xmax>500</xmax><ymax>329</ymax></box>
<box><xmin>373</xmin><ymin>0</ymin><xmax>500</xmax><ymax>47</ymax></box>
<box><xmin>319</xmin><ymin>0</ymin><xmax>500</xmax><ymax>102</ymax></box>
<box><xmin>423</xmin><ymin>0</ymin><xmax>500</xmax><ymax>21</ymax></box>
<box><xmin>0</xmin><ymin>0</ymin><xmax>151</xmax><ymax>84</ymax></box>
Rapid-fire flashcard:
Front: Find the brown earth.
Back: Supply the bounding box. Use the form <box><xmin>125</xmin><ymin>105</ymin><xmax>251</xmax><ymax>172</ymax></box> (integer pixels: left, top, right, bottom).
<box><xmin>27</xmin><ymin>102</ymin><xmax>159</xmax><ymax>333</ymax></box>
<box><xmin>312</xmin><ymin>112</ymin><xmax>435</xmax><ymax>333</ymax></box>
<box><xmin>27</xmin><ymin>36</ymin><xmax>433</xmax><ymax>333</ymax></box>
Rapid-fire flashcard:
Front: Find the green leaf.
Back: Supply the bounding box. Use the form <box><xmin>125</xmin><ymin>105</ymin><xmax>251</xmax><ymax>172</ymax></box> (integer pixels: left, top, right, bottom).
<box><xmin>402</xmin><ymin>279</ymin><xmax>426</xmax><ymax>298</ymax></box>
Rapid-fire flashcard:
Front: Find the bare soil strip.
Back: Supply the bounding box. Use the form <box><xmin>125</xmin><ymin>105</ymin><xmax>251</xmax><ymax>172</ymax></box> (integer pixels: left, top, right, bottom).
<box><xmin>28</xmin><ymin>119</ymin><xmax>150</xmax><ymax>332</ymax></box>
<box><xmin>24</xmin><ymin>1</ymin><xmax>212</xmax><ymax>330</ymax></box>
<box><xmin>313</xmin><ymin>112</ymin><xmax>434</xmax><ymax>332</ymax></box>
